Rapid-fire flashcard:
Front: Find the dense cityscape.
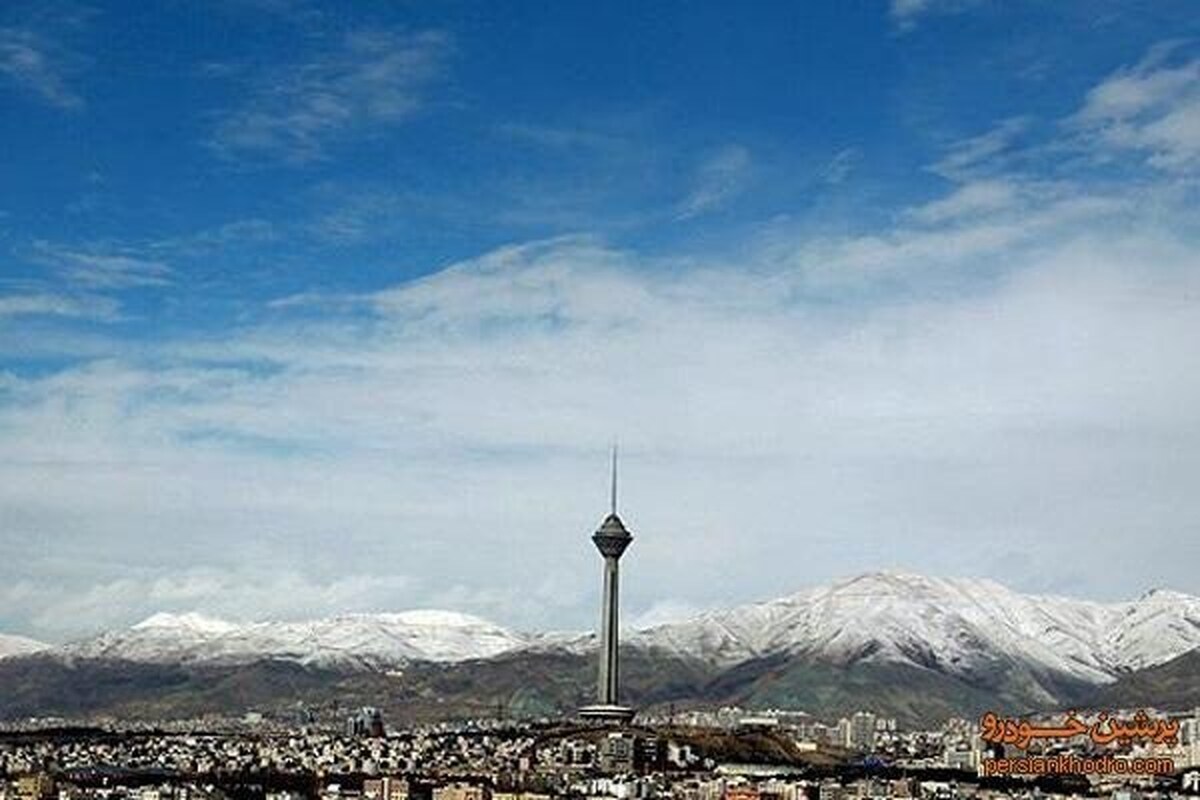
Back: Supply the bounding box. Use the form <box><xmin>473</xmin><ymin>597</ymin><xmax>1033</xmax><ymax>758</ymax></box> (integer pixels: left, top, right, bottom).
<box><xmin>2</xmin><ymin>705</ymin><xmax>1199</xmax><ymax>800</ymax></box>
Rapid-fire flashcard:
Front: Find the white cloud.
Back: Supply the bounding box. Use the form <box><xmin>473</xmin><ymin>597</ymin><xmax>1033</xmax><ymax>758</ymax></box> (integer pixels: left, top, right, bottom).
<box><xmin>771</xmin><ymin>187</ymin><xmax>1128</xmax><ymax>292</ymax></box>
<box><xmin>210</xmin><ymin>28</ymin><xmax>451</xmax><ymax>163</ymax></box>
<box><xmin>2</xmin><ymin>181</ymin><xmax>1198</xmax><ymax>639</ymax></box>
<box><xmin>149</xmin><ymin>218</ymin><xmax>280</xmax><ymax>258</ymax></box>
<box><xmin>930</xmin><ymin>117</ymin><xmax>1030</xmax><ymax>179</ymax></box>
<box><xmin>890</xmin><ymin>0</ymin><xmax>932</xmax><ymax>28</ymax></box>
<box><xmin>0</xmin><ymin>27</ymin><xmax>82</xmax><ymax>109</ymax></box>
<box><xmin>32</xmin><ymin>243</ymin><xmax>172</xmax><ymax>289</ymax></box>
<box><xmin>907</xmin><ymin>179</ymin><xmax>1022</xmax><ymax>224</ymax></box>
<box><xmin>308</xmin><ymin>190</ymin><xmax>414</xmax><ymax>244</ymax></box>
<box><xmin>0</xmin><ymin>244</ymin><xmax>168</xmax><ymax>334</ymax></box>
<box><xmin>1072</xmin><ymin>43</ymin><xmax>1200</xmax><ymax>171</ymax></box>
<box><xmin>495</xmin><ymin>122</ymin><xmax>624</xmax><ymax>151</ymax></box>
<box><xmin>0</xmin><ymin>292</ymin><xmax>118</xmax><ymax>320</ymax></box>
<box><xmin>676</xmin><ymin>144</ymin><xmax>752</xmax><ymax>220</ymax></box>
<box><xmin>0</xmin><ymin>570</ymin><xmax>417</xmax><ymax>639</ymax></box>
<box><xmin>889</xmin><ymin>0</ymin><xmax>976</xmax><ymax>32</ymax></box>
<box><xmin>820</xmin><ymin>148</ymin><xmax>860</xmax><ymax>185</ymax></box>
<box><xmin>2</xmin><ymin>43</ymin><xmax>1200</xmax><ymax>641</ymax></box>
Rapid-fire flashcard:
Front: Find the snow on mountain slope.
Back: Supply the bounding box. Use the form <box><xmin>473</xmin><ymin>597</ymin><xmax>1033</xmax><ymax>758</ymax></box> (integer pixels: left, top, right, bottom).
<box><xmin>1103</xmin><ymin>588</ymin><xmax>1200</xmax><ymax>671</ymax></box>
<box><xmin>0</xmin><ymin>633</ymin><xmax>49</xmax><ymax>660</ymax></box>
<box><xmin>631</xmin><ymin>572</ymin><xmax>1200</xmax><ymax>684</ymax></box>
<box><xmin>49</xmin><ymin>572</ymin><xmax>1200</xmax><ymax>684</ymax></box>
<box><xmin>63</xmin><ymin>610</ymin><xmax>528</xmax><ymax>668</ymax></box>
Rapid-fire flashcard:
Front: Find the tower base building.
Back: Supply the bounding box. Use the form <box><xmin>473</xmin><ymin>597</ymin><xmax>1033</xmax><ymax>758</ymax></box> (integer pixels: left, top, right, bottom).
<box><xmin>578</xmin><ymin>703</ymin><xmax>637</xmax><ymax>723</ymax></box>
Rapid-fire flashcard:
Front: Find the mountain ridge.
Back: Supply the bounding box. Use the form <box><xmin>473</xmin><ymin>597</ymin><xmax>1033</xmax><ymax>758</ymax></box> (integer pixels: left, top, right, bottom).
<box><xmin>0</xmin><ymin>633</ymin><xmax>49</xmax><ymax>661</ymax></box>
<box><xmin>19</xmin><ymin>570</ymin><xmax>1200</xmax><ymax>686</ymax></box>
<box><xmin>61</xmin><ymin>608</ymin><xmax>527</xmax><ymax>668</ymax></box>
<box><xmin>631</xmin><ymin>571</ymin><xmax>1200</xmax><ymax>682</ymax></box>
<box><xmin>3</xmin><ymin>571</ymin><xmax>1199</xmax><ymax>725</ymax></box>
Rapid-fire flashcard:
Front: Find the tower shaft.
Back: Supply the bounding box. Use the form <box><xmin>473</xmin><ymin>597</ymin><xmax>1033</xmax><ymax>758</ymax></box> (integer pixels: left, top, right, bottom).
<box><xmin>597</xmin><ymin>555</ymin><xmax>621</xmax><ymax>704</ymax></box>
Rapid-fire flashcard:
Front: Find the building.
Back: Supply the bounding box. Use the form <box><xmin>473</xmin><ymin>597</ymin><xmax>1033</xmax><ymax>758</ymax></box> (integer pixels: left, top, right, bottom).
<box><xmin>724</xmin><ymin>787</ymin><xmax>760</xmax><ymax>800</ymax></box>
<box><xmin>363</xmin><ymin>778</ymin><xmax>409</xmax><ymax>800</ymax></box>
<box><xmin>1180</xmin><ymin>711</ymin><xmax>1200</xmax><ymax>767</ymax></box>
<box><xmin>848</xmin><ymin>712</ymin><xmax>877</xmax><ymax>752</ymax></box>
<box><xmin>557</xmin><ymin>737</ymin><xmax>593</xmax><ymax>767</ymax></box>
<box><xmin>579</xmin><ymin>447</ymin><xmax>636</xmax><ymax>723</ymax></box>
<box><xmin>431</xmin><ymin>784</ymin><xmax>489</xmax><ymax>800</ymax></box>
<box><xmin>835</xmin><ymin>719</ymin><xmax>853</xmax><ymax>749</ymax></box>
<box><xmin>346</xmin><ymin>707</ymin><xmax>385</xmax><ymax>738</ymax></box>
<box><xmin>600</xmin><ymin>732</ymin><xmax>636</xmax><ymax>773</ymax></box>
<box><xmin>634</xmin><ymin>734</ymin><xmax>664</xmax><ymax>773</ymax></box>
<box><xmin>12</xmin><ymin>775</ymin><xmax>55</xmax><ymax>800</ymax></box>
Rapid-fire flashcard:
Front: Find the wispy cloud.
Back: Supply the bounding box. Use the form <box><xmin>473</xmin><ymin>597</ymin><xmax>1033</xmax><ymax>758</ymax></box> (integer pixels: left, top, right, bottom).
<box><xmin>33</xmin><ymin>243</ymin><xmax>172</xmax><ymax>289</ymax></box>
<box><xmin>4</xmin><ymin>184</ymin><xmax>1198</xmax><ymax>636</ymax></box>
<box><xmin>0</xmin><ymin>292</ymin><xmax>118</xmax><ymax>321</ymax></box>
<box><xmin>307</xmin><ymin>189</ymin><xmax>413</xmax><ymax>244</ymax></box>
<box><xmin>3</xmin><ymin>34</ymin><xmax>1200</xmax><ymax>640</ymax></box>
<box><xmin>676</xmin><ymin>144</ymin><xmax>752</xmax><ymax>220</ymax></box>
<box><xmin>141</xmin><ymin>219</ymin><xmax>281</xmax><ymax>268</ymax></box>
<box><xmin>0</xmin><ymin>569</ymin><xmax>415</xmax><ymax>638</ymax></box>
<box><xmin>907</xmin><ymin>179</ymin><xmax>1023</xmax><ymax>224</ymax></box>
<box><xmin>776</xmin><ymin>190</ymin><xmax>1128</xmax><ymax>293</ymax></box>
<box><xmin>1071</xmin><ymin>41</ymin><xmax>1200</xmax><ymax>171</ymax></box>
<box><xmin>0</xmin><ymin>27</ymin><xmax>83</xmax><ymax>109</ymax></box>
<box><xmin>494</xmin><ymin>121</ymin><xmax>624</xmax><ymax>151</ymax></box>
<box><xmin>210</xmin><ymin>28</ymin><xmax>451</xmax><ymax>163</ymax></box>
<box><xmin>889</xmin><ymin>0</ymin><xmax>977</xmax><ymax>33</ymax></box>
<box><xmin>820</xmin><ymin>147</ymin><xmax>861</xmax><ymax>185</ymax></box>
<box><xmin>890</xmin><ymin>0</ymin><xmax>934</xmax><ymax>30</ymax></box>
<box><xmin>930</xmin><ymin>117</ymin><xmax>1031</xmax><ymax>180</ymax></box>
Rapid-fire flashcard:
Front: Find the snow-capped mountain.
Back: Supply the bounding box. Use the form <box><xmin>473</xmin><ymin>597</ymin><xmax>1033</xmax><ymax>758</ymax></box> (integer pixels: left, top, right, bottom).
<box><xmin>50</xmin><ymin>572</ymin><xmax>1200</xmax><ymax>686</ymax></box>
<box><xmin>62</xmin><ymin>609</ymin><xmax>528</xmax><ymax>668</ymax></box>
<box><xmin>8</xmin><ymin>572</ymin><xmax>1199</xmax><ymax>725</ymax></box>
<box><xmin>0</xmin><ymin>633</ymin><xmax>48</xmax><ymax>660</ymax></box>
<box><xmin>631</xmin><ymin>571</ymin><xmax>1200</xmax><ymax>684</ymax></box>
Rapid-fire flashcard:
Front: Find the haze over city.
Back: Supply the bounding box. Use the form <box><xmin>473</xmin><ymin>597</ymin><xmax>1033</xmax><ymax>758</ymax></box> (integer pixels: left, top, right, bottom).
<box><xmin>1</xmin><ymin>1</ymin><xmax>1198</xmax><ymax>644</ymax></box>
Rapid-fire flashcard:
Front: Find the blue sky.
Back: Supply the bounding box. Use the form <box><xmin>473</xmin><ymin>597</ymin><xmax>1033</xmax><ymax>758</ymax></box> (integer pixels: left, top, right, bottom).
<box><xmin>1</xmin><ymin>1</ymin><xmax>1199</xmax><ymax>640</ymax></box>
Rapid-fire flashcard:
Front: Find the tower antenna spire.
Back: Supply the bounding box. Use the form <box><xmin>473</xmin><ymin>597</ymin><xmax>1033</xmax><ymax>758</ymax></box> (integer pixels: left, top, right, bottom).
<box><xmin>610</xmin><ymin>441</ymin><xmax>618</xmax><ymax>515</ymax></box>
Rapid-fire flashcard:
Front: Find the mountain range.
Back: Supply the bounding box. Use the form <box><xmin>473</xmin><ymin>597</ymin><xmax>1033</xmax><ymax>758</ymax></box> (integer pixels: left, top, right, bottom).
<box><xmin>2</xmin><ymin>571</ymin><xmax>1198</xmax><ymax>725</ymax></box>
<box><xmin>58</xmin><ymin>609</ymin><xmax>530</xmax><ymax>668</ymax></box>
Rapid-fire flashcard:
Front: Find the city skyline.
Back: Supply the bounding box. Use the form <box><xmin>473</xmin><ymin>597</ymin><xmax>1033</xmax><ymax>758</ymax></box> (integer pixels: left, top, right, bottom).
<box><xmin>1</xmin><ymin>2</ymin><xmax>1199</xmax><ymax>641</ymax></box>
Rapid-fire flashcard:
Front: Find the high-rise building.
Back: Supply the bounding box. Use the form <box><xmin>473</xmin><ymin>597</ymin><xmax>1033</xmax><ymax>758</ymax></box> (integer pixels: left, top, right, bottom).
<box><xmin>634</xmin><ymin>734</ymin><xmax>664</xmax><ymax>773</ymax></box>
<box><xmin>835</xmin><ymin>718</ymin><xmax>853</xmax><ymax>748</ymax></box>
<box><xmin>849</xmin><ymin>711</ymin><xmax>877</xmax><ymax>752</ymax></box>
<box><xmin>599</xmin><ymin>732</ymin><xmax>636</xmax><ymax>773</ymax></box>
<box><xmin>346</xmin><ymin>706</ymin><xmax>385</xmax><ymax>737</ymax></box>
<box><xmin>579</xmin><ymin>447</ymin><xmax>636</xmax><ymax>723</ymax></box>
